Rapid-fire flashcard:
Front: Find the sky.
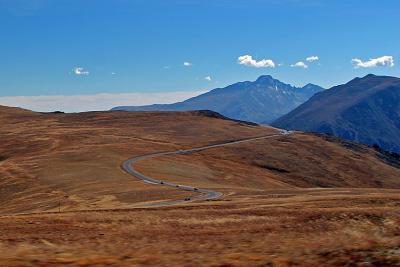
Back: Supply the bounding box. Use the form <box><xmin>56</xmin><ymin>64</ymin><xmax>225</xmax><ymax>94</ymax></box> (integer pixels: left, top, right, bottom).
<box><xmin>0</xmin><ymin>0</ymin><xmax>399</xmax><ymax>112</ymax></box>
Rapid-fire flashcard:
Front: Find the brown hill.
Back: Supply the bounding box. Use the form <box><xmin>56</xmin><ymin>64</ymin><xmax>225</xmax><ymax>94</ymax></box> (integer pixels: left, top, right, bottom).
<box><xmin>0</xmin><ymin>105</ymin><xmax>38</xmax><ymax>116</ymax></box>
<box><xmin>1</xmin><ymin>105</ymin><xmax>400</xmax><ymax>215</ymax></box>
<box><xmin>1</xmin><ymin>105</ymin><xmax>400</xmax><ymax>266</ymax></box>
<box><xmin>0</xmin><ymin>108</ymin><xmax>275</xmax><ymax>214</ymax></box>
<box><xmin>136</xmin><ymin>132</ymin><xmax>400</xmax><ymax>193</ymax></box>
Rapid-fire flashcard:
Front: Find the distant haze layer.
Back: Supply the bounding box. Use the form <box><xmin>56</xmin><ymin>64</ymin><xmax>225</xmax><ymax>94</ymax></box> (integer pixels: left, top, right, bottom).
<box><xmin>0</xmin><ymin>91</ymin><xmax>207</xmax><ymax>113</ymax></box>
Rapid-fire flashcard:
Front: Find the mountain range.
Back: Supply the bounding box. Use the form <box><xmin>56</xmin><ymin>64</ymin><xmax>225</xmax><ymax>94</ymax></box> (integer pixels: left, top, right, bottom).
<box><xmin>112</xmin><ymin>75</ymin><xmax>324</xmax><ymax>124</ymax></box>
<box><xmin>273</xmin><ymin>74</ymin><xmax>400</xmax><ymax>153</ymax></box>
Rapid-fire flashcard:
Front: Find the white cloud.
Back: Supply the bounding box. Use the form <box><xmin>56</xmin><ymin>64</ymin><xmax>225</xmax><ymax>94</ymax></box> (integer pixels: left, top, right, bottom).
<box><xmin>73</xmin><ymin>67</ymin><xmax>89</xmax><ymax>75</ymax></box>
<box><xmin>306</xmin><ymin>56</ymin><xmax>319</xmax><ymax>62</ymax></box>
<box><xmin>183</xmin><ymin>62</ymin><xmax>192</xmax><ymax>67</ymax></box>
<box><xmin>111</xmin><ymin>72</ymin><xmax>116</xmax><ymax>75</ymax></box>
<box><xmin>290</xmin><ymin>61</ymin><xmax>308</xmax><ymax>69</ymax></box>
<box><xmin>237</xmin><ymin>55</ymin><xmax>275</xmax><ymax>68</ymax></box>
<box><xmin>352</xmin><ymin>56</ymin><xmax>394</xmax><ymax>68</ymax></box>
<box><xmin>204</xmin><ymin>76</ymin><xmax>212</xmax><ymax>81</ymax></box>
<box><xmin>0</xmin><ymin>91</ymin><xmax>207</xmax><ymax>113</ymax></box>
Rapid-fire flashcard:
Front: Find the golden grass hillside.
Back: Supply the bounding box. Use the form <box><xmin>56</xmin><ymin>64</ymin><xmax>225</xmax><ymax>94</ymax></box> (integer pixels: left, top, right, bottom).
<box><xmin>0</xmin><ymin>107</ymin><xmax>276</xmax><ymax>214</ymax></box>
<box><xmin>135</xmin><ymin>132</ymin><xmax>400</xmax><ymax>198</ymax></box>
<box><xmin>1</xmin><ymin>105</ymin><xmax>400</xmax><ymax>266</ymax></box>
<box><xmin>1</xmin><ymin>106</ymin><xmax>400</xmax><ymax>215</ymax></box>
<box><xmin>1</xmin><ymin>189</ymin><xmax>399</xmax><ymax>266</ymax></box>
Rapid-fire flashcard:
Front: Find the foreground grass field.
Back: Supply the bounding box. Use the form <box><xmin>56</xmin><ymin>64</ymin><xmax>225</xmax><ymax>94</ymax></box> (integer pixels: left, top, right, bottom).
<box><xmin>1</xmin><ymin>189</ymin><xmax>400</xmax><ymax>266</ymax></box>
<box><xmin>1</xmin><ymin>105</ymin><xmax>400</xmax><ymax>266</ymax></box>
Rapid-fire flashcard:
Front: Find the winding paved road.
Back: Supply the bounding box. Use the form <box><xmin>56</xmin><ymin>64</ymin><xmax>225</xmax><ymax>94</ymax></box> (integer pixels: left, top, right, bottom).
<box><xmin>122</xmin><ymin>130</ymin><xmax>291</xmax><ymax>207</ymax></box>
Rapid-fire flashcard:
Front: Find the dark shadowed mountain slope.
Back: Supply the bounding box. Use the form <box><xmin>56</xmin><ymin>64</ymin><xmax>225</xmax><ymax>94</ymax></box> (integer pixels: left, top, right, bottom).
<box><xmin>273</xmin><ymin>74</ymin><xmax>400</xmax><ymax>153</ymax></box>
<box><xmin>112</xmin><ymin>75</ymin><xmax>324</xmax><ymax>124</ymax></box>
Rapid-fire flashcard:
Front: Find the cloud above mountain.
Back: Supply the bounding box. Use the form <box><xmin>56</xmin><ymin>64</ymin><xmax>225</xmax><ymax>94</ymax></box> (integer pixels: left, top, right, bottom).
<box><xmin>306</xmin><ymin>56</ymin><xmax>319</xmax><ymax>62</ymax></box>
<box><xmin>290</xmin><ymin>56</ymin><xmax>319</xmax><ymax>69</ymax></box>
<box><xmin>238</xmin><ymin>55</ymin><xmax>275</xmax><ymax>68</ymax></box>
<box><xmin>352</xmin><ymin>56</ymin><xmax>394</xmax><ymax>68</ymax></box>
<box><xmin>290</xmin><ymin>61</ymin><xmax>308</xmax><ymax>69</ymax></box>
<box><xmin>73</xmin><ymin>67</ymin><xmax>89</xmax><ymax>75</ymax></box>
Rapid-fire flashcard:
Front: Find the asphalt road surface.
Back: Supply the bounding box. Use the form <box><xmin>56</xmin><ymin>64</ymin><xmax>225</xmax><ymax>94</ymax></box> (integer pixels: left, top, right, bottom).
<box><xmin>122</xmin><ymin>130</ymin><xmax>291</xmax><ymax>207</ymax></box>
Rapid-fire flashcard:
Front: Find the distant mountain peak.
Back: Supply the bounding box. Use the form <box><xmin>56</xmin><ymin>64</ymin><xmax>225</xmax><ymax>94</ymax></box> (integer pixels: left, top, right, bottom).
<box><xmin>346</xmin><ymin>74</ymin><xmax>378</xmax><ymax>86</ymax></box>
<box><xmin>303</xmin><ymin>83</ymin><xmax>319</xmax><ymax>88</ymax></box>
<box><xmin>346</xmin><ymin>74</ymin><xmax>397</xmax><ymax>88</ymax></box>
<box><xmin>273</xmin><ymin>75</ymin><xmax>400</xmax><ymax>153</ymax></box>
<box><xmin>255</xmin><ymin>75</ymin><xmax>274</xmax><ymax>83</ymax></box>
<box><xmin>112</xmin><ymin>75</ymin><xmax>324</xmax><ymax>124</ymax></box>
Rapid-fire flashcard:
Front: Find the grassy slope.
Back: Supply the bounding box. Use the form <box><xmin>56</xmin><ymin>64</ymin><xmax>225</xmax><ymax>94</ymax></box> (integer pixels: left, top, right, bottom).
<box><xmin>135</xmin><ymin>132</ymin><xmax>400</xmax><ymax>195</ymax></box>
<box><xmin>0</xmin><ymin>108</ymin><xmax>276</xmax><ymax>214</ymax></box>
<box><xmin>1</xmin><ymin>106</ymin><xmax>400</xmax><ymax>266</ymax></box>
<box><xmin>2</xmin><ymin>106</ymin><xmax>400</xmax><ymax>214</ymax></box>
<box><xmin>1</xmin><ymin>189</ymin><xmax>399</xmax><ymax>266</ymax></box>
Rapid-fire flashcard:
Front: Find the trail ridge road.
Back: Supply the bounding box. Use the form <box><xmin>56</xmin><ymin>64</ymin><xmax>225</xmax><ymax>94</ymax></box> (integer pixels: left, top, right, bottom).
<box><xmin>122</xmin><ymin>130</ymin><xmax>291</xmax><ymax>207</ymax></box>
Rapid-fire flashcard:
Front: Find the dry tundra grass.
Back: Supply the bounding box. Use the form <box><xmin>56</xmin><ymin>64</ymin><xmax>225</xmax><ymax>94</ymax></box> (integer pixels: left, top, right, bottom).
<box><xmin>1</xmin><ymin>106</ymin><xmax>400</xmax><ymax>266</ymax></box>
<box><xmin>0</xmin><ymin>107</ymin><xmax>275</xmax><ymax>214</ymax></box>
<box><xmin>0</xmin><ymin>190</ymin><xmax>399</xmax><ymax>266</ymax></box>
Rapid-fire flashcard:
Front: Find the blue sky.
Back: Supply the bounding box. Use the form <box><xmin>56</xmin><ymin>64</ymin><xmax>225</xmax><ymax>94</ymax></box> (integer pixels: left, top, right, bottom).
<box><xmin>0</xmin><ymin>0</ymin><xmax>399</xmax><ymax>111</ymax></box>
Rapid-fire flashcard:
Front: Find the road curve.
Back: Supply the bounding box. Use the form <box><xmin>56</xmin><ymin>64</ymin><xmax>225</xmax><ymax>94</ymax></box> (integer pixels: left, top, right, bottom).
<box><xmin>122</xmin><ymin>130</ymin><xmax>291</xmax><ymax>207</ymax></box>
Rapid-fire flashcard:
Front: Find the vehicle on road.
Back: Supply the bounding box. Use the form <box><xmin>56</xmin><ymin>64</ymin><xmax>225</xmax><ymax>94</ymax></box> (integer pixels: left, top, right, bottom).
<box><xmin>178</xmin><ymin>149</ymin><xmax>190</xmax><ymax>155</ymax></box>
